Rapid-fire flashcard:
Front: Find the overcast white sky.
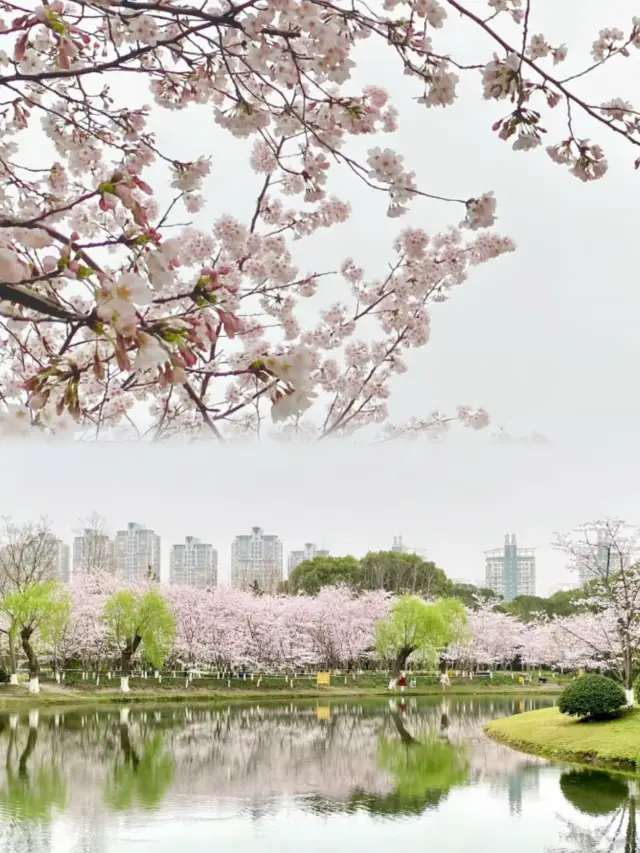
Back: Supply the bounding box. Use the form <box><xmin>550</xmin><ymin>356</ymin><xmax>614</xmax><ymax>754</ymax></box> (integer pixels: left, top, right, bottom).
<box><xmin>6</xmin><ymin>2</ymin><xmax>640</xmax><ymax>595</ymax></box>
<box><xmin>2</xmin><ymin>436</ymin><xmax>639</xmax><ymax>594</ymax></box>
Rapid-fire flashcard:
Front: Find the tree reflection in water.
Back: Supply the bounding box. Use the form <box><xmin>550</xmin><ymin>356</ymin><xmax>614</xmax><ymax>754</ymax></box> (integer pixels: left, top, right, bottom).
<box><xmin>0</xmin><ymin>712</ymin><xmax>66</xmax><ymax>823</ymax></box>
<box><xmin>376</xmin><ymin>704</ymin><xmax>469</xmax><ymax>811</ymax></box>
<box><xmin>104</xmin><ymin>708</ymin><xmax>175</xmax><ymax>812</ymax></box>
<box><xmin>555</xmin><ymin>769</ymin><xmax>638</xmax><ymax>853</ymax></box>
<box><xmin>0</xmin><ymin>697</ymin><xmax>551</xmax><ymax>849</ymax></box>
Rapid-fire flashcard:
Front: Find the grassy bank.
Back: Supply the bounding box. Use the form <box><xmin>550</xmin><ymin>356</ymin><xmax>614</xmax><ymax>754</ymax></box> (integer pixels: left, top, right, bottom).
<box><xmin>486</xmin><ymin>706</ymin><xmax>640</xmax><ymax>771</ymax></box>
<box><xmin>0</xmin><ymin>679</ymin><xmax>564</xmax><ymax>711</ymax></box>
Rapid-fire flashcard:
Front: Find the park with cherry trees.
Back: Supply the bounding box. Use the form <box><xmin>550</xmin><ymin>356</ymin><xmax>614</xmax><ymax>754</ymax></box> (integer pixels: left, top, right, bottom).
<box><xmin>0</xmin><ymin>517</ymin><xmax>637</xmax><ymax>700</ymax></box>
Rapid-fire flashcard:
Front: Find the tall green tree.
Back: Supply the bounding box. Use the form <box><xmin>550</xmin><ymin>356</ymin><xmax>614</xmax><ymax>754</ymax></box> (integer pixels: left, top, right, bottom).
<box><xmin>501</xmin><ymin>595</ymin><xmax>553</xmax><ymax>622</ymax></box>
<box><xmin>448</xmin><ymin>582</ymin><xmax>499</xmax><ymax>609</ymax></box>
<box><xmin>286</xmin><ymin>555</ymin><xmax>360</xmax><ymax>595</ymax></box>
<box><xmin>375</xmin><ymin>596</ymin><xmax>467</xmax><ymax>675</ymax></box>
<box><xmin>358</xmin><ymin>551</ymin><xmax>451</xmax><ymax>598</ymax></box>
<box><xmin>2</xmin><ymin>581</ymin><xmax>71</xmax><ymax>693</ymax></box>
<box><xmin>500</xmin><ymin>591</ymin><xmax>585</xmax><ymax>622</ymax></box>
<box><xmin>103</xmin><ymin>589</ymin><xmax>176</xmax><ymax>693</ymax></box>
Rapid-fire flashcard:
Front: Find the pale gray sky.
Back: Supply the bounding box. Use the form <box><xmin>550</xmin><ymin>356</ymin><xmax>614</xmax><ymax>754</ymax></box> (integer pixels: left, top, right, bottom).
<box><xmin>3</xmin><ymin>436</ymin><xmax>639</xmax><ymax>594</ymax></box>
<box><xmin>127</xmin><ymin>0</ymin><xmax>640</xmax><ymax>443</ymax></box>
<box><xmin>6</xmin><ymin>3</ymin><xmax>640</xmax><ymax>595</ymax></box>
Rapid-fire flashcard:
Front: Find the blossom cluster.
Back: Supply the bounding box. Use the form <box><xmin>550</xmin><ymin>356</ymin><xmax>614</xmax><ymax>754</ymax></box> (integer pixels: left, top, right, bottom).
<box><xmin>0</xmin><ymin>2</ymin><xmax>638</xmax><ymax>440</ymax></box>
<box><xmin>446</xmin><ymin>603</ymin><xmax>615</xmax><ymax>672</ymax></box>
<box><xmin>59</xmin><ymin>576</ymin><xmax>392</xmax><ymax>669</ymax></box>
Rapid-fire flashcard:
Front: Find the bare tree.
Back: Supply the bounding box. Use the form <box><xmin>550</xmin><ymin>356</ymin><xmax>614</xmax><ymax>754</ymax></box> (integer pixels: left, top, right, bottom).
<box><xmin>0</xmin><ymin>517</ymin><xmax>58</xmax><ymax>593</ymax></box>
<box><xmin>554</xmin><ymin>519</ymin><xmax>640</xmax><ymax>704</ymax></box>
<box><xmin>73</xmin><ymin>512</ymin><xmax>115</xmax><ymax>575</ymax></box>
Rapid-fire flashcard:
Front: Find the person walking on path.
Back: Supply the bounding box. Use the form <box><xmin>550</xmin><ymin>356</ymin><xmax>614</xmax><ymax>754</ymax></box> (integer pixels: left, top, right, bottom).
<box><xmin>440</xmin><ymin>671</ymin><xmax>450</xmax><ymax>691</ymax></box>
<box><xmin>398</xmin><ymin>672</ymin><xmax>407</xmax><ymax>696</ymax></box>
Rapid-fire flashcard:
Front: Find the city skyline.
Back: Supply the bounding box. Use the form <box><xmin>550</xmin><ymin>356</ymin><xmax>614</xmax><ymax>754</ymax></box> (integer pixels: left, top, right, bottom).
<box><xmin>0</xmin><ymin>515</ymin><xmax>580</xmax><ymax>594</ymax></box>
<box><xmin>64</xmin><ymin>522</ymin><xmax>339</xmax><ymax>588</ymax></box>
<box><xmin>10</xmin><ymin>517</ymin><xmax>547</xmax><ymax>596</ymax></box>
<box><xmin>0</xmin><ymin>507</ymin><xmax>579</xmax><ymax>595</ymax></box>
<box><xmin>27</xmin><ymin>519</ymin><xmax>506</xmax><ymax>591</ymax></box>
<box><xmin>3</xmin><ymin>438</ymin><xmax>628</xmax><ymax>596</ymax></box>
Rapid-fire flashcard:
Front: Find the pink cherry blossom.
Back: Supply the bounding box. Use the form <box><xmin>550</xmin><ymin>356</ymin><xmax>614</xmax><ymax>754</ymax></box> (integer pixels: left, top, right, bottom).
<box><xmin>0</xmin><ymin>3</ymin><xmax>638</xmax><ymax>440</ymax></box>
<box><xmin>53</xmin><ymin>579</ymin><xmax>392</xmax><ymax>672</ymax></box>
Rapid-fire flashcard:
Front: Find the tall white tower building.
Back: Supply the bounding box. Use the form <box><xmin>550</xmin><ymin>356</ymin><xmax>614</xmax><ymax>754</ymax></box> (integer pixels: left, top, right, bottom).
<box><xmin>115</xmin><ymin>522</ymin><xmax>161</xmax><ymax>583</ymax></box>
<box><xmin>170</xmin><ymin>536</ymin><xmax>218</xmax><ymax>588</ymax></box>
<box><xmin>231</xmin><ymin>526</ymin><xmax>283</xmax><ymax>593</ymax></box>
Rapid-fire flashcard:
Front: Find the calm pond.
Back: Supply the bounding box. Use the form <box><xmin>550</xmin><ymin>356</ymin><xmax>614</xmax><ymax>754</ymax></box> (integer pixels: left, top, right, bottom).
<box><xmin>0</xmin><ymin>696</ymin><xmax>635</xmax><ymax>852</ymax></box>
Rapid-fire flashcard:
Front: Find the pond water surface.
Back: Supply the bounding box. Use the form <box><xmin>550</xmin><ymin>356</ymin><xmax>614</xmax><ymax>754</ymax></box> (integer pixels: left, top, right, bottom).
<box><xmin>0</xmin><ymin>696</ymin><xmax>635</xmax><ymax>852</ymax></box>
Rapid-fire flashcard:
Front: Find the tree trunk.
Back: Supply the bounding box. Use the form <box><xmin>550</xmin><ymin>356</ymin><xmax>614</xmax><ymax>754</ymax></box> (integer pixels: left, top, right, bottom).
<box><xmin>7</xmin><ymin>633</ymin><xmax>17</xmax><ymax>684</ymax></box>
<box><xmin>18</xmin><ymin>726</ymin><xmax>38</xmax><ymax>781</ymax></box>
<box><xmin>624</xmin><ymin>643</ymin><xmax>635</xmax><ymax>707</ymax></box>
<box><xmin>120</xmin><ymin>633</ymin><xmax>142</xmax><ymax>693</ymax></box>
<box><xmin>119</xmin><ymin>720</ymin><xmax>140</xmax><ymax>770</ymax></box>
<box><xmin>393</xmin><ymin>646</ymin><xmax>415</xmax><ymax>677</ymax></box>
<box><xmin>20</xmin><ymin>628</ymin><xmax>40</xmax><ymax>694</ymax></box>
<box><xmin>390</xmin><ymin>709</ymin><xmax>418</xmax><ymax>745</ymax></box>
<box><xmin>121</xmin><ymin>633</ymin><xmax>142</xmax><ymax>677</ymax></box>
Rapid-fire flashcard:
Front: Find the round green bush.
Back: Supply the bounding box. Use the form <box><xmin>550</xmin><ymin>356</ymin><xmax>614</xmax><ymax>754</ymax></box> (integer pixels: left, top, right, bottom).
<box><xmin>558</xmin><ymin>674</ymin><xmax>626</xmax><ymax>720</ymax></box>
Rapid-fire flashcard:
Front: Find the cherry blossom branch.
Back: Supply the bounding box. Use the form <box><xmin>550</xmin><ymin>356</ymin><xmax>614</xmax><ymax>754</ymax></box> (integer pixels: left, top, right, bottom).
<box><xmin>445</xmin><ymin>0</ymin><xmax>640</xmax><ymax>149</ymax></box>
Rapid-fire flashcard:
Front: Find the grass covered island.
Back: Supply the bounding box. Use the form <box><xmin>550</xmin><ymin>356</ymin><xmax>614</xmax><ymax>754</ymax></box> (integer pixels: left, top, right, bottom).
<box><xmin>486</xmin><ymin>706</ymin><xmax>640</xmax><ymax>771</ymax></box>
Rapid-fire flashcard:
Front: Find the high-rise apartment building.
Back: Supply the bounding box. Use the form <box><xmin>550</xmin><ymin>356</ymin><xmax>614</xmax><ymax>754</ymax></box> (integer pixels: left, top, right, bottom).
<box><xmin>485</xmin><ymin>534</ymin><xmax>536</xmax><ymax>601</ymax></box>
<box><xmin>391</xmin><ymin>536</ymin><xmax>406</xmax><ymax>554</ymax></box>
<box><xmin>231</xmin><ymin>526</ymin><xmax>283</xmax><ymax>593</ymax></box>
<box><xmin>115</xmin><ymin>522</ymin><xmax>161</xmax><ymax>583</ymax></box>
<box><xmin>51</xmin><ymin>538</ymin><xmax>70</xmax><ymax>583</ymax></box>
<box><xmin>72</xmin><ymin>529</ymin><xmax>115</xmax><ymax>575</ymax></box>
<box><xmin>287</xmin><ymin>542</ymin><xmax>329</xmax><ymax>575</ymax></box>
<box><xmin>170</xmin><ymin>536</ymin><xmax>218</xmax><ymax>588</ymax></box>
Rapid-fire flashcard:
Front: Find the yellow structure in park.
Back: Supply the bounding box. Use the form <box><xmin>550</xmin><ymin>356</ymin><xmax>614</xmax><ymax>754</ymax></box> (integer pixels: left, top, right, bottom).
<box><xmin>316</xmin><ymin>672</ymin><xmax>331</xmax><ymax>687</ymax></box>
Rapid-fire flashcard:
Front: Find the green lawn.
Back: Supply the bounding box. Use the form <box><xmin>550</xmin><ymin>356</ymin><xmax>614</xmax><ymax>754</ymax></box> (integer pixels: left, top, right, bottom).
<box><xmin>0</xmin><ymin>677</ymin><xmax>564</xmax><ymax>711</ymax></box>
<box><xmin>486</xmin><ymin>706</ymin><xmax>640</xmax><ymax>771</ymax></box>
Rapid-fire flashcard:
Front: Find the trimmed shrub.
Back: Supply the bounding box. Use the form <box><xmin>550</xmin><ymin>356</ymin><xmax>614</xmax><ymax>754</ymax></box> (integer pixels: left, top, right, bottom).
<box><xmin>558</xmin><ymin>674</ymin><xmax>626</xmax><ymax>720</ymax></box>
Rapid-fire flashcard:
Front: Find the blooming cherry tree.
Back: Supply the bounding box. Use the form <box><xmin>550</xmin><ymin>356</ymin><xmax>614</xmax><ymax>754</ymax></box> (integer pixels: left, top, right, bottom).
<box><xmin>166</xmin><ymin>584</ymin><xmax>213</xmax><ymax>666</ymax></box>
<box><xmin>463</xmin><ymin>604</ymin><xmax>524</xmax><ymax>668</ymax></box>
<box><xmin>52</xmin><ymin>579</ymin><xmax>390</xmax><ymax>672</ymax></box>
<box><xmin>1</xmin><ymin>1</ymin><xmax>638</xmax><ymax>439</ymax></box>
<box><xmin>555</xmin><ymin>519</ymin><xmax>640</xmax><ymax>704</ymax></box>
<box><xmin>61</xmin><ymin>568</ymin><xmax>122</xmax><ymax>671</ymax></box>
